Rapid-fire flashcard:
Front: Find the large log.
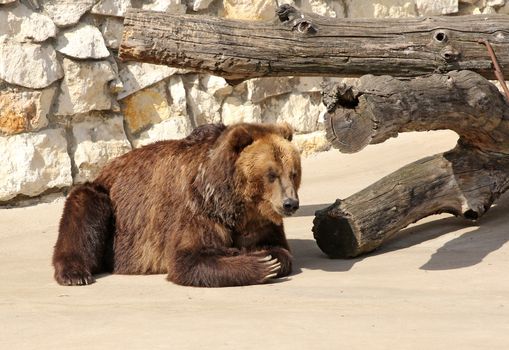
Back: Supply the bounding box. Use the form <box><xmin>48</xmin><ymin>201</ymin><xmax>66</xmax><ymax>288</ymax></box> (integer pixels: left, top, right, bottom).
<box><xmin>119</xmin><ymin>5</ymin><xmax>509</xmax><ymax>80</ymax></box>
<box><xmin>313</xmin><ymin>70</ymin><xmax>509</xmax><ymax>258</ymax></box>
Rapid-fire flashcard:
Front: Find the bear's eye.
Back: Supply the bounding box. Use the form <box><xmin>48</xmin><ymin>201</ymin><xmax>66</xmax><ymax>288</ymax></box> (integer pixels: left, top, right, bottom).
<box><xmin>267</xmin><ymin>171</ymin><xmax>278</xmax><ymax>183</ymax></box>
<box><xmin>290</xmin><ymin>171</ymin><xmax>297</xmax><ymax>180</ymax></box>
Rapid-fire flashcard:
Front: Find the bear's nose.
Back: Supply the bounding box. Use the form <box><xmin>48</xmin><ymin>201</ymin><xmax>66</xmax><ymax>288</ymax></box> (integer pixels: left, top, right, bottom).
<box><xmin>283</xmin><ymin>198</ymin><xmax>299</xmax><ymax>212</ymax></box>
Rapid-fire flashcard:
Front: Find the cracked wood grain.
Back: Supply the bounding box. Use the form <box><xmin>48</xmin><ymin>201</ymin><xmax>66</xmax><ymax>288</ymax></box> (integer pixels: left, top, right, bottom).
<box><xmin>313</xmin><ymin>71</ymin><xmax>509</xmax><ymax>258</ymax></box>
<box><xmin>119</xmin><ymin>5</ymin><xmax>509</xmax><ymax>80</ymax></box>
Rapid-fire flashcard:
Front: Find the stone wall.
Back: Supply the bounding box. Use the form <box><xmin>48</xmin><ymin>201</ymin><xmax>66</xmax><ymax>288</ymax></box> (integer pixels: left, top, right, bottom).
<box><xmin>0</xmin><ymin>0</ymin><xmax>506</xmax><ymax>204</ymax></box>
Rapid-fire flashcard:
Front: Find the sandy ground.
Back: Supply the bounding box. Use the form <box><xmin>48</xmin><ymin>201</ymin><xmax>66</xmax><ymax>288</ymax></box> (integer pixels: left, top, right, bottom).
<box><xmin>1</xmin><ymin>130</ymin><xmax>508</xmax><ymax>350</ymax></box>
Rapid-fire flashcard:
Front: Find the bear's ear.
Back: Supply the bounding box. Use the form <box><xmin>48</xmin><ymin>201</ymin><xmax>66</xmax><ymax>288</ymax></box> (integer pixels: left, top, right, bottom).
<box><xmin>278</xmin><ymin>122</ymin><xmax>293</xmax><ymax>142</ymax></box>
<box><xmin>226</xmin><ymin>125</ymin><xmax>254</xmax><ymax>153</ymax></box>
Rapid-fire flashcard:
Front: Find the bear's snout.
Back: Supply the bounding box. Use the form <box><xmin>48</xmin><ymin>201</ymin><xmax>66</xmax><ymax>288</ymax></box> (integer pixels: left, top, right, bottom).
<box><xmin>282</xmin><ymin>197</ymin><xmax>299</xmax><ymax>215</ymax></box>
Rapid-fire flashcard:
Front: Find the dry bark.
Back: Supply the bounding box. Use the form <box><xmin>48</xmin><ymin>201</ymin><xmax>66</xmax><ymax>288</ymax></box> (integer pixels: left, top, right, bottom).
<box><xmin>313</xmin><ymin>70</ymin><xmax>509</xmax><ymax>258</ymax></box>
<box><xmin>119</xmin><ymin>5</ymin><xmax>509</xmax><ymax>80</ymax></box>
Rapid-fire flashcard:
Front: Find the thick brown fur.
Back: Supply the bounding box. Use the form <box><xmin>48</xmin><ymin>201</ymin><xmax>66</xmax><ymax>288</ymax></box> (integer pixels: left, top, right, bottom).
<box><xmin>53</xmin><ymin>123</ymin><xmax>301</xmax><ymax>287</ymax></box>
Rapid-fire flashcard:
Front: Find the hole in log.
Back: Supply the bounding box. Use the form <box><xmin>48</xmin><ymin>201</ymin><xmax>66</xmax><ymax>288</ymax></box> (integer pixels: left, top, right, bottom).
<box><xmin>295</xmin><ymin>20</ymin><xmax>317</xmax><ymax>34</ymax></box>
<box><xmin>297</xmin><ymin>21</ymin><xmax>310</xmax><ymax>33</ymax></box>
<box><xmin>463</xmin><ymin>210</ymin><xmax>479</xmax><ymax>220</ymax></box>
<box><xmin>434</xmin><ymin>31</ymin><xmax>448</xmax><ymax>43</ymax></box>
<box><xmin>337</xmin><ymin>90</ymin><xmax>359</xmax><ymax>109</ymax></box>
<box><xmin>322</xmin><ymin>84</ymin><xmax>359</xmax><ymax>112</ymax></box>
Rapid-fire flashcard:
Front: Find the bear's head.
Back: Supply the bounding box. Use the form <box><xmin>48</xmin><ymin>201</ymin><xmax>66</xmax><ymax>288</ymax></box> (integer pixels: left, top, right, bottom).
<box><xmin>197</xmin><ymin>123</ymin><xmax>301</xmax><ymax>227</ymax></box>
<box><xmin>233</xmin><ymin>124</ymin><xmax>301</xmax><ymax>225</ymax></box>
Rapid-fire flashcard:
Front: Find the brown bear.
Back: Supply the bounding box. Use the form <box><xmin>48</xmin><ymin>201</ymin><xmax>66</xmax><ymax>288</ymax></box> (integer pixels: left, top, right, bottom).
<box><xmin>52</xmin><ymin>122</ymin><xmax>301</xmax><ymax>287</ymax></box>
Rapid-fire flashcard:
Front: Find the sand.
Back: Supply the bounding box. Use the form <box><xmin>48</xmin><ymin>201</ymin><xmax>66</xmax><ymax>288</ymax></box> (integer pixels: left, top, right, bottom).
<box><xmin>1</xmin><ymin>130</ymin><xmax>508</xmax><ymax>350</ymax></box>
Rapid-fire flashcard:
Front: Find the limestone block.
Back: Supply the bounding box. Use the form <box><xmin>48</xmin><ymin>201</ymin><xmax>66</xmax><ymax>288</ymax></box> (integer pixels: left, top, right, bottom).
<box><xmin>0</xmin><ymin>2</ymin><xmax>57</xmax><ymax>42</ymax></box>
<box><xmin>106</xmin><ymin>55</ymin><xmax>124</xmax><ymax>95</ymax></box>
<box><xmin>487</xmin><ymin>0</ymin><xmax>505</xmax><ymax>7</ymax></box>
<box><xmin>347</xmin><ymin>0</ymin><xmax>417</xmax><ymax>18</ymax></box>
<box><xmin>72</xmin><ymin>115</ymin><xmax>132</xmax><ymax>183</ymax></box>
<box><xmin>262</xmin><ymin>93</ymin><xmax>323</xmax><ymax>133</ymax></box>
<box><xmin>233</xmin><ymin>80</ymin><xmax>247</xmax><ymax>95</ymax></box>
<box><xmin>246</xmin><ymin>77</ymin><xmax>295</xmax><ymax>104</ymax></box>
<box><xmin>0</xmin><ymin>39</ymin><xmax>63</xmax><ymax>89</ymax></box>
<box><xmin>0</xmin><ymin>129</ymin><xmax>72</xmax><ymax>202</ymax></box>
<box><xmin>141</xmin><ymin>0</ymin><xmax>186</xmax><ymax>13</ymax></box>
<box><xmin>223</xmin><ymin>0</ymin><xmax>276</xmax><ymax>20</ymax></box>
<box><xmin>416</xmin><ymin>0</ymin><xmax>458</xmax><ymax>15</ymax></box>
<box><xmin>168</xmin><ymin>75</ymin><xmax>188</xmax><ymax>118</ymax></box>
<box><xmin>56</xmin><ymin>58</ymin><xmax>116</xmax><ymax>116</ymax></box>
<box><xmin>201</xmin><ymin>75</ymin><xmax>233</xmax><ymax>97</ymax></box>
<box><xmin>39</xmin><ymin>0</ymin><xmax>96</xmax><ymax>27</ymax></box>
<box><xmin>132</xmin><ymin>116</ymin><xmax>192</xmax><ymax>148</ymax></box>
<box><xmin>121</xmin><ymin>81</ymin><xmax>173</xmax><ymax>133</ymax></box>
<box><xmin>0</xmin><ymin>86</ymin><xmax>56</xmax><ymax>135</ymax></box>
<box><xmin>55</xmin><ymin>23</ymin><xmax>110</xmax><ymax>59</ymax></box>
<box><xmin>99</xmin><ymin>17</ymin><xmax>124</xmax><ymax>49</ymax></box>
<box><xmin>293</xmin><ymin>77</ymin><xmax>325</xmax><ymax>93</ymax></box>
<box><xmin>301</xmin><ymin>0</ymin><xmax>344</xmax><ymax>17</ymax></box>
<box><xmin>186</xmin><ymin>79</ymin><xmax>223</xmax><ymax>125</ymax></box>
<box><xmin>482</xmin><ymin>5</ymin><xmax>497</xmax><ymax>12</ymax></box>
<box><xmin>293</xmin><ymin>131</ymin><xmax>331</xmax><ymax>157</ymax></box>
<box><xmin>91</xmin><ymin>0</ymin><xmax>132</xmax><ymax>17</ymax></box>
<box><xmin>117</xmin><ymin>62</ymin><xmax>181</xmax><ymax>99</ymax></box>
<box><xmin>221</xmin><ymin>97</ymin><xmax>262</xmax><ymax>125</ymax></box>
<box><xmin>189</xmin><ymin>0</ymin><xmax>214</xmax><ymax>11</ymax></box>
<box><xmin>330</xmin><ymin>1</ymin><xmax>346</xmax><ymax>18</ymax></box>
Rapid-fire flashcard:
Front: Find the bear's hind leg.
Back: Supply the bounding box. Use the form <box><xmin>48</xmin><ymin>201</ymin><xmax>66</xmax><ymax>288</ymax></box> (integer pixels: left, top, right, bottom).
<box><xmin>53</xmin><ymin>183</ymin><xmax>114</xmax><ymax>286</ymax></box>
<box><xmin>167</xmin><ymin>248</ymin><xmax>281</xmax><ymax>287</ymax></box>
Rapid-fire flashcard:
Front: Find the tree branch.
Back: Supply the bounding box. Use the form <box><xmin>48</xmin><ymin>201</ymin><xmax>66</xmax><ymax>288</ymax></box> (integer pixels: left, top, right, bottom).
<box><xmin>119</xmin><ymin>5</ymin><xmax>509</xmax><ymax>80</ymax></box>
<box><xmin>313</xmin><ymin>71</ymin><xmax>509</xmax><ymax>258</ymax></box>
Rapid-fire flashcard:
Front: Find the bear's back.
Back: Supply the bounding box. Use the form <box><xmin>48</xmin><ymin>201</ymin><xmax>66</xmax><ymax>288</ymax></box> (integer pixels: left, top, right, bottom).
<box><xmin>91</xmin><ymin>124</ymin><xmax>228</xmax><ymax>273</ymax></box>
<box><xmin>95</xmin><ymin>123</ymin><xmax>227</xmax><ymax>190</ymax></box>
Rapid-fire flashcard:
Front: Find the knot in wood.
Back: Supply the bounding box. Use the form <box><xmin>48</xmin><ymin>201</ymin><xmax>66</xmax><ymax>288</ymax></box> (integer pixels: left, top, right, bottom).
<box><xmin>293</xmin><ymin>18</ymin><xmax>317</xmax><ymax>34</ymax></box>
<box><xmin>440</xmin><ymin>46</ymin><xmax>461</xmax><ymax>62</ymax></box>
<box><xmin>276</xmin><ymin>4</ymin><xmax>299</xmax><ymax>23</ymax></box>
<box><xmin>470</xmin><ymin>91</ymin><xmax>492</xmax><ymax>113</ymax></box>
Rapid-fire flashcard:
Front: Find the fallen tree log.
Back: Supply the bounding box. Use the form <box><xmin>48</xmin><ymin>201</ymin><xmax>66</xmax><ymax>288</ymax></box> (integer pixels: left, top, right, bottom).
<box><xmin>312</xmin><ymin>70</ymin><xmax>509</xmax><ymax>258</ymax></box>
<box><xmin>119</xmin><ymin>5</ymin><xmax>509</xmax><ymax>80</ymax></box>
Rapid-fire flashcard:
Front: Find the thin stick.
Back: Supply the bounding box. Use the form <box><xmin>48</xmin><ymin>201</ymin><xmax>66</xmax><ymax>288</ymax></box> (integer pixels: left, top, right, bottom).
<box><xmin>479</xmin><ymin>39</ymin><xmax>509</xmax><ymax>100</ymax></box>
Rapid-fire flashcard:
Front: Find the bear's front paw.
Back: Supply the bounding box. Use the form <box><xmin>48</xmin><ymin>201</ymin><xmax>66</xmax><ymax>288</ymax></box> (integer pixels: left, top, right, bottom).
<box><xmin>266</xmin><ymin>247</ymin><xmax>292</xmax><ymax>278</ymax></box>
<box><xmin>54</xmin><ymin>265</ymin><xmax>95</xmax><ymax>286</ymax></box>
<box><xmin>257</xmin><ymin>255</ymin><xmax>282</xmax><ymax>283</ymax></box>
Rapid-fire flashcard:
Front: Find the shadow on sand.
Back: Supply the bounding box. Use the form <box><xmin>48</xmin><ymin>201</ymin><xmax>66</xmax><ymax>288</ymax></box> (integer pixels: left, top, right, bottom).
<box><xmin>290</xmin><ymin>194</ymin><xmax>509</xmax><ymax>274</ymax></box>
<box><xmin>87</xmin><ymin>196</ymin><xmax>509</xmax><ymax>281</ymax></box>
<box><xmin>293</xmin><ymin>203</ymin><xmax>332</xmax><ymax>217</ymax></box>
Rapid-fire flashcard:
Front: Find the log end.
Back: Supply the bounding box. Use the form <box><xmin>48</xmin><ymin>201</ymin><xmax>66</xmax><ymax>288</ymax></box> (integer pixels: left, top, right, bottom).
<box><xmin>322</xmin><ymin>82</ymin><xmax>374</xmax><ymax>153</ymax></box>
<box><xmin>312</xmin><ymin>202</ymin><xmax>360</xmax><ymax>258</ymax></box>
<box><xmin>324</xmin><ymin>109</ymin><xmax>374</xmax><ymax>154</ymax></box>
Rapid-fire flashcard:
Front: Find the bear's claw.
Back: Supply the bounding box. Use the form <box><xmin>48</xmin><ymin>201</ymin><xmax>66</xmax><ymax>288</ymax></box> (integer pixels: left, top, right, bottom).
<box><xmin>55</xmin><ymin>269</ymin><xmax>95</xmax><ymax>286</ymax></box>
<box><xmin>259</xmin><ymin>257</ymin><xmax>281</xmax><ymax>282</ymax></box>
<box><xmin>263</xmin><ymin>273</ymin><xmax>278</xmax><ymax>281</ymax></box>
<box><xmin>268</xmin><ymin>261</ymin><xmax>281</xmax><ymax>273</ymax></box>
<box><xmin>258</xmin><ymin>255</ymin><xmax>273</xmax><ymax>262</ymax></box>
